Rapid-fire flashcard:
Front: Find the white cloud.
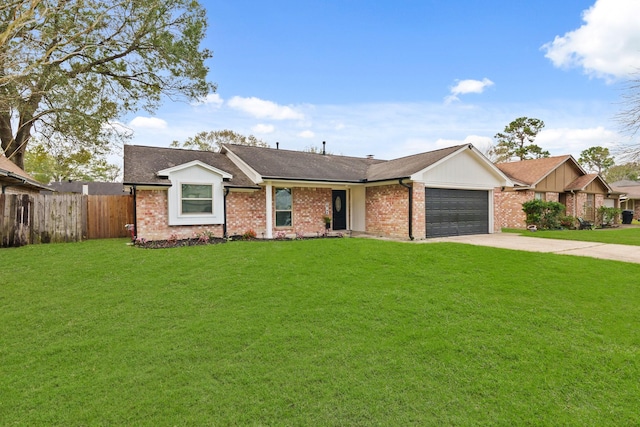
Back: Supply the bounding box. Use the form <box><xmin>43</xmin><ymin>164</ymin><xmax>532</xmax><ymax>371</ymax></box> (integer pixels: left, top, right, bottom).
<box><xmin>429</xmin><ymin>135</ymin><xmax>493</xmax><ymax>150</ymax></box>
<box><xmin>298</xmin><ymin>130</ymin><xmax>315</xmax><ymax>138</ymax></box>
<box><xmin>129</xmin><ymin>116</ymin><xmax>168</xmax><ymax>130</ymax></box>
<box><xmin>227</xmin><ymin>96</ymin><xmax>304</xmax><ymax>120</ymax></box>
<box><xmin>194</xmin><ymin>93</ymin><xmax>224</xmax><ymax>107</ymax></box>
<box><xmin>124</xmin><ymin>95</ymin><xmax>623</xmax><ymax>164</ymax></box>
<box><xmin>542</xmin><ymin>0</ymin><xmax>640</xmax><ymax>80</ymax></box>
<box><xmin>537</xmin><ymin>126</ymin><xmax>619</xmax><ymax>155</ymax></box>
<box><xmin>445</xmin><ymin>78</ymin><xmax>494</xmax><ymax>103</ymax></box>
<box><xmin>252</xmin><ymin>123</ymin><xmax>275</xmax><ymax>134</ymax></box>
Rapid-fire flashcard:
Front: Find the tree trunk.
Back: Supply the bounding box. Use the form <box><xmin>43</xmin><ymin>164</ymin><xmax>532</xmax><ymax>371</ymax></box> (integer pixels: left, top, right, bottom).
<box><xmin>0</xmin><ymin>102</ymin><xmax>37</xmax><ymax>170</ymax></box>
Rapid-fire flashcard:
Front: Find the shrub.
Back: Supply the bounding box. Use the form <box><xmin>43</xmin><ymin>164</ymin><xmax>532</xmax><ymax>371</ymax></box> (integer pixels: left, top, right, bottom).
<box><xmin>560</xmin><ymin>215</ymin><xmax>576</xmax><ymax>229</ymax></box>
<box><xmin>522</xmin><ymin>199</ymin><xmax>565</xmax><ymax>230</ymax></box>
<box><xmin>242</xmin><ymin>229</ymin><xmax>257</xmax><ymax>240</ymax></box>
<box><xmin>597</xmin><ymin>206</ymin><xmax>622</xmax><ymax>226</ymax></box>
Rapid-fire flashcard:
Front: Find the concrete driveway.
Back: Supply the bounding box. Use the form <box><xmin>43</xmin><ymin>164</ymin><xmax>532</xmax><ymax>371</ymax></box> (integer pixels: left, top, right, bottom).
<box><xmin>422</xmin><ymin>233</ymin><xmax>640</xmax><ymax>264</ymax></box>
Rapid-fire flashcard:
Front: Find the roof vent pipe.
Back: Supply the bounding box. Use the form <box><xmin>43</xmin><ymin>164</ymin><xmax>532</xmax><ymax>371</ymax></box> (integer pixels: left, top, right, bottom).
<box><xmin>366</xmin><ymin>154</ymin><xmax>374</xmax><ymax>159</ymax></box>
<box><xmin>322</xmin><ymin>141</ymin><xmax>326</xmax><ymax>155</ymax></box>
<box><xmin>276</xmin><ymin>142</ymin><xmax>279</xmax><ymax>150</ymax></box>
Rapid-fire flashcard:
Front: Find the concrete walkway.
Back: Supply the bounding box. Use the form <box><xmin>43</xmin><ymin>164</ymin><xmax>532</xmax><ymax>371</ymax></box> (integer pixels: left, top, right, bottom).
<box><xmin>421</xmin><ymin>233</ymin><xmax>640</xmax><ymax>264</ymax></box>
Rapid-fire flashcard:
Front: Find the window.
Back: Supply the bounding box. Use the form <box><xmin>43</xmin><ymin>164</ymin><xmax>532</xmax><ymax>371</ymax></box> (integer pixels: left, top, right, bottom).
<box><xmin>275</xmin><ymin>188</ymin><xmax>292</xmax><ymax>227</ymax></box>
<box><xmin>585</xmin><ymin>193</ymin><xmax>595</xmax><ymax>221</ymax></box>
<box><xmin>181</xmin><ymin>184</ymin><xmax>213</xmax><ymax>214</ymax></box>
<box><xmin>534</xmin><ymin>192</ymin><xmax>545</xmax><ymax>201</ymax></box>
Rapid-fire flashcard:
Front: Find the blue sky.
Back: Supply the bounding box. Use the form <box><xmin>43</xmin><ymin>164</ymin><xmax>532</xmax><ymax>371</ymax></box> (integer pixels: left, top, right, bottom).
<box><xmin>122</xmin><ymin>0</ymin><xmax>640</xmax><ymax>164</ymax></box>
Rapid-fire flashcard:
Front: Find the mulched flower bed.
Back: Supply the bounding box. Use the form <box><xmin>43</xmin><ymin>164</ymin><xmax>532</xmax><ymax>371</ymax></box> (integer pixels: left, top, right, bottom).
<box><xmin>133</xmin><ymin>233</ymin><xmax>344</xmax><ymax>249</ymax></box>
<box><xmin>133</xmin><ymin>237</ymin><xmax>227</xmax><ymax>249</ymax></box>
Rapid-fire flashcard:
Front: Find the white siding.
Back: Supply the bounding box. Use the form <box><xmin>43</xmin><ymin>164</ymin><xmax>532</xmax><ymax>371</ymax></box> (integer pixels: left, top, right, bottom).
<box><xmin>415</xmin><ymin>150</ymin><xmax>506</xmax><ymax>190</ymax></box>
<box><xmin>166</xmin><ymin>164</ymin><xmax>226</xmax><ymax>226</ymax></box>
<box><xmin>350</xmin><ymin>186</ymin><xmax>366</xmax><ymax>232</ymax></box>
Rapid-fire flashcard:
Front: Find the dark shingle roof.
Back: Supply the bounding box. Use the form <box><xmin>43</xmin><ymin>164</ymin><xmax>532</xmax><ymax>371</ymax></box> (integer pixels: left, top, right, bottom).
<box><xmin>123</xmin><ymin>145</ymin><xmax>258</xmax><ymax>188</ymax></box>
<box><xmin>45</xmin><ymin>181</ymin><xmax>126</xmax><ymax>195</ymax></box>
<box><xmin>222</xmin><ymin>144</ymin><xmax>384</xmax><ymax>182</ymax></box>
<box><xmin>125</xmin><ymin>143</ymin><xmax>477</xmax><ymax>186</ymax></box>
<box><xmin>366</xmin><ymin>145</ymin><xmax>466</xmax><ymax>181</ymax></box>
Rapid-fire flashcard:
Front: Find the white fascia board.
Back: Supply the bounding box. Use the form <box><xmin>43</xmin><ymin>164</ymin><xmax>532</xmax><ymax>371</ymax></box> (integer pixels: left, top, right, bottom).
<box><xmin>221</xmin><ymin>146</ymin><xmax>263</xmax><ymax>184</ymax></box>
<box><xmin>262</xmin><ymin>179</ymin><xmax>363</xmax><ymax>189</ymax></box>
<box><xmin>157</xmin><ymin>160</ymin><xmax>232</xmax><ymax>180</ymax></box>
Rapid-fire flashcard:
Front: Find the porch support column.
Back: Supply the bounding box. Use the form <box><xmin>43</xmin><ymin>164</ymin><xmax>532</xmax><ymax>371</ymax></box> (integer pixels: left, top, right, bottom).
<box><xmin>265</xmin><ymin>182</ymin><xmax>273</xmax><ymax>239</ymax></box>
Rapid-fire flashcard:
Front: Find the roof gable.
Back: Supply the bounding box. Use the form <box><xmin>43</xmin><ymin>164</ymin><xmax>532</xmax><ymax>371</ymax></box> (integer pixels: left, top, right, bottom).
<box><xmin>566</xmin><ymin>173</ymin><xmax>612</xmax><ymax>193</ymax></box>
<box><xmin>415</xmin><ymin>145</ymin><xmax>513</xmax><ymax>187</ymax></box>
<box><xmin>366</xmin><ymin>145</ymin><xmax>465</xmax><ymax>181</ymax></box>
<box><xmin>496</xmin><ymin>155</ymin><xmax>582</xmax><ymax>187</ymax></box>
<box><xmin>158</xmin><ymin>160</ymin><xmax>232</xmax><ymax>179</ymax></box>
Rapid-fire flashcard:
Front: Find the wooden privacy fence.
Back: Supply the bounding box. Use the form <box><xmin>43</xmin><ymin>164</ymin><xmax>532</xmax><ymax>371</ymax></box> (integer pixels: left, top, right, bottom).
<box><xmin>86</xmin><ymin>195</ymin><xmax>134</xmax><ymax>239</ymax></box>
<box><xmin>0</xmin><ymin>193</ymin><xmax>133</xmax><ymax>247</ymax></box>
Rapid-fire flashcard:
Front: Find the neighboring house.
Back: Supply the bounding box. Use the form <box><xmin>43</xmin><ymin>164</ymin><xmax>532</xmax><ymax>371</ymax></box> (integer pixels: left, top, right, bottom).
<box><xmin>494</xmin><ymin>155</ymin><xmax>614</xmax><ymax>228</ymax></box>
<box><xmin>0</xmin><ymin>155</ymin><xmax>49</xmax><ymax>195</ymax></box>
<box><xmin>610</xmin><ymin>180</ymin><xmax>640</xmax><ymax>220</ymax></box>
<box><xmin>44</xmin><ymin>181</ymin><xmax>127</xmax><ymax>195</ymax></box>
<box><xmin>123</xmin><ymin>143</ymin><xmax>513</xmax><ymax>241</ymax></box>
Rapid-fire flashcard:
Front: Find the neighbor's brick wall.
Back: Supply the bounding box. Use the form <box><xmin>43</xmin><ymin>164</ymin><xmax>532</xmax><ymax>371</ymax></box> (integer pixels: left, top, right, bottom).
<box><xmin>494</xmin><ymin>189</ymin><xmax>608</xmax><ymax>229</ymax></box>
<box><xmin>494</xmin><ymin>189</ymin><xmax>533</xmax><ymax>229</ymax></box>
<box><xmin>366</xmin><ymin>184</ymin><xmax>410</xmax><ymax>239</ymax></box>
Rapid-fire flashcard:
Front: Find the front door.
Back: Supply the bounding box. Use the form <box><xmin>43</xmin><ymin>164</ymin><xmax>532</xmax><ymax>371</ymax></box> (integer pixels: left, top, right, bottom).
<box><xmin>332</xmin><ymin>190</ymin><xmax>347</xmax><ymax>230</ymax></box>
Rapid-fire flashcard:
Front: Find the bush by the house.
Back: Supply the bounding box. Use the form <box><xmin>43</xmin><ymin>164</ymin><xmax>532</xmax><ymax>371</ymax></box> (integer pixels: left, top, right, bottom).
<box><xmin>560</xmin><ymin>215</ymin><xmax>577</xmax><ymax>229</ymax></box>
<box><xmin>597</xmin><ymin>206</ymin><xmax>622</xmax><ymax>227</ymax></box>
<box><xmin>522</xmin><ymin>199</ymin><xmax>565</xmax><ymax>230</ymax></box>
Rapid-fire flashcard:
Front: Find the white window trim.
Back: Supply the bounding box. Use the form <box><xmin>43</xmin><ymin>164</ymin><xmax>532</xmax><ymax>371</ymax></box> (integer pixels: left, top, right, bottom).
<box><xmin>160</xmin><ymin>162</ymin><xmax>229</xmax><ymax>226</ymax></box>
<box><xmin>275</xmin><ymin>187</ymin><xmax>293</xmax><ymax>227</ymax></box>
<box><xmin>180</xmin><ymin>183</ymin><xmax>214</xmax><ymax>216</ymax></box>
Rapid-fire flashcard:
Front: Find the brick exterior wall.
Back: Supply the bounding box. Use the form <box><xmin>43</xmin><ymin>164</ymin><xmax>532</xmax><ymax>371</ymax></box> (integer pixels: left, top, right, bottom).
<box><xmin>494</xmin><ymin>189</ymin><xmax>532</xmax><ymax>229</ymax></box>
<box><xmin>136</xmin><ymin>186</ymin><xmax>336</xmax><ymax>241</ymax></box>
<box><xmin>135</xmin><ymin>189</ymin><xmax>224</xmax><ymax>241</ymax></box>
<box><xmin>138</xmin><ymin>183</ymin><xmax>494</xmax><ymax>241</ymax></box>
<box><xmin>365</xmin><ymin>184</ymin><xmax>411</xmax><ymax>239</ymax></box>
<box><xmin>412</xmin><ymin>182</ymin><xmax>426</xmax><ymax>239</ymax></box>
<box><xmin>494</xmin><ymin>188</ymin><xmax>607</xmax><ymax>230</ymax></box>
<box><xmin>285</xmin><ymin>187</ymin><xmax>332</xmax><ymax>236</ymax></box>
<box><xmin>226</xmin><ymin>189</ymin><xmax>266</xmax><ymax>237</ymax></box>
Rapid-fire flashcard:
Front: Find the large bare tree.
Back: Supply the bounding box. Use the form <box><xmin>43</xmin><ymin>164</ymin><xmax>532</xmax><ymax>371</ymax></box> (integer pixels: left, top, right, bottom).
<box><xmin>0</xmin><ymin>0</ymin><xmax>214</xmax><ymax>169</ymax></box>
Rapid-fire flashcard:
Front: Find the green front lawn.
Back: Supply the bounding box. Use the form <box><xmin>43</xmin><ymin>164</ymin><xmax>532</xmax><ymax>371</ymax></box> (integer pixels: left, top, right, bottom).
<box><xmin>504</xmin><ymin>226</ymin><xmax>640</xmax><ymax>246</ymax></box>
<box><xmin>2</xmin><ymin>238</ymin><xmax>640</xmax><ymax>425</ymax></box>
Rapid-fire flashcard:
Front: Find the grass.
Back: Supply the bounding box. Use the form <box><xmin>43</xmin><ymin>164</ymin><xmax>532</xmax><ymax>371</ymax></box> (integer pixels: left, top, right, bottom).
<box><xmin>504</xmin><ymin>226</ymin><xmax>640</xmax><ymax>246</ymax></box>
<box><xmin>2</xmin><ymin>238</ymin><xmax>640</xmax><ymax>425</ymax></box>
